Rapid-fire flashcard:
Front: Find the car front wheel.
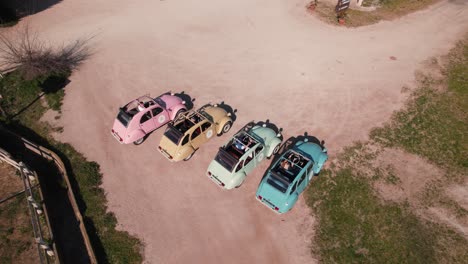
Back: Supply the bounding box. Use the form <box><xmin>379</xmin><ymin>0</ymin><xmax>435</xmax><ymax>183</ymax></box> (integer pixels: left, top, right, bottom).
<box><xmin>218</xmin><ymin>121</ymin><xmax>232</xmax><ymax>136</ymax></box>
<box><xmin>175</xmin><ymin>109</ymin><xmax>186</xmax><ymax>119</ymax></box>
<box><xmin>268</xmin><ymin>144</ymin><xmax>280</xmax><ymax>159</ymax></box>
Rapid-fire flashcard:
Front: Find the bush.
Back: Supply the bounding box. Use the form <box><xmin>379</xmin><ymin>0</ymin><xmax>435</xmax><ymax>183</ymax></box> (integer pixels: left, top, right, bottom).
<box><xmin>0</xmin><ymin>25</ymin><xmax>92</xmax><ymax>79</ymax></box>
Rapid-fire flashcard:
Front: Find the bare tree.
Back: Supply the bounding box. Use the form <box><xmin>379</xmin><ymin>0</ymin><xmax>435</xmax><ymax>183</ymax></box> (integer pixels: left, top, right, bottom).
<box><xmin>0</xmin><ymin>25</ymin><xmax>92</xmax><ymax>79</ymax></box>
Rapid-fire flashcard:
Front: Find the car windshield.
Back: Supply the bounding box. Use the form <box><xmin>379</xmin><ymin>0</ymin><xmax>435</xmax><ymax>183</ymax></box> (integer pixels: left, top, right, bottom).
<box><xmin>266</xmin><ymin>150</ymin><xmax>310</xmax><ymax>193</ymax></box>
<box><xmin>116</xmin><ymin>108</ymin><xmax>131</xmax><ymax>127</ymax></box>
<box><xmin>214</xmin><ymin>148</ymin><xmax>239</xmax><ymax>172</ymax></box>
<box><xmin>199</xmin><ymin>110</ymin><xmax>213</xmax><ymax>122</ymax></box>
<box><xmin>164</xmin><ymin>124</ymin><xmax>184</xmax><ymax>144</ymax></box>
<box><xmin>154</xmin><ymin>96</ymin><xmax>166</xmax><ymax>109</ymax></box>
<box><xmin>221</xmin><ymin>132</ymin><xmax>258</xmax><ymax>162</ymax></box>
<box><xmin>117</xmin><ymin>96</ymin><xmax>158</xmax><ymax>127</ymax></box>
<box><xmin>173</xmin><ymin>118</ymin><xmax>196</xmax><ymax>134</ymax></box>
<box><xmin>267</xmin><ymin>171</ymin><xmax>291</xmax><ymax>194</ymax></box>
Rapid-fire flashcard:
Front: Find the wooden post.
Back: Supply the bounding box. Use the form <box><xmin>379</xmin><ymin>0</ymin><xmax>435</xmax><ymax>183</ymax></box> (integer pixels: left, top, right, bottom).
<box><xmin>335</xmin><ymin>0</ymin><xmax>351</xmax><ymax>25</ymax></box>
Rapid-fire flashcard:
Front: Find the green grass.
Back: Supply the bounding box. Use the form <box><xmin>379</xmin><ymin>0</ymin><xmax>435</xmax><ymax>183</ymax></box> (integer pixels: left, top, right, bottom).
<box><xmin>0</xmin><ymin>72</ymin><xmax>143</xmax><ymax>263</ymax></box>
<box><xmin>309</xmin><ymin>170</ymin><xmax>433</xmax><ymax>263</ymax></box>
<box><xmin>371</xmin><ymin>40</ymin><xmax>468</xmax><ymax>172</ymax></box>
<box><xmin>0</xmin><ymin>196</ymin><xmax>34</xmax><ymax>264</ymax></box>
<box><xmin>307</xmin><ymin>168</ymin><xmax>468</xmax><ymax>264</ymax></box>
<box><xmin>306</xmin><ymin>38</ymin><xmax>468</xmax><ymax>263</ymax></box>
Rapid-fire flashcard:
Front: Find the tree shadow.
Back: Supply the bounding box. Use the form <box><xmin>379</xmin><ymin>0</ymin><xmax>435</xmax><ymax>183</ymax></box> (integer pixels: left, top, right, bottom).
<box><xmin>0</xmin><ymin>0</ymin><xmax>63</xmax><ymax>23</ymax></box>
<box><xmin>0</xmin><ymin>123</ymin><xmax>94</xmax><ymax>263</ymax></box>
<box><xmin>40</xmin><ymin>74</ymin><xmax>70</xmax><ymax>94</ymax></box>
<box><xmin>0</xmin><ymin>5</ymin><xmax>19</xmax><ymax>26</ymax></box>
<box><xmin>0</xmin><ymin>122</ymin><xmax>109</xmax><ymax>263</ymax></box>
<box><xmin>9</xmin><ymin>74</ymin><xmax>70</xmax><ymax>119</ymax></box>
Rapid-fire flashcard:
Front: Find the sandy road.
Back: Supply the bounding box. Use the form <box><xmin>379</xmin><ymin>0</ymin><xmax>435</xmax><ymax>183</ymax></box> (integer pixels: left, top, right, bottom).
<box><xmin>16</xmin><ymin>0</ymin><xmax>468</xmax><ymax>263</ymax></box>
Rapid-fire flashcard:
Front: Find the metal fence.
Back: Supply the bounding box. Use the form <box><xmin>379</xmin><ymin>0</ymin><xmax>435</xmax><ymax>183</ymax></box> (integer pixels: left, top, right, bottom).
<box><xmin>0</xmin><ymin>147</ymin><xmax>57</xmax><ymax>264</ymax></box>
<box><xmin>0</xmin><ymin>127</ymin><xmax>98</xmax><ymax>264</ymax></box>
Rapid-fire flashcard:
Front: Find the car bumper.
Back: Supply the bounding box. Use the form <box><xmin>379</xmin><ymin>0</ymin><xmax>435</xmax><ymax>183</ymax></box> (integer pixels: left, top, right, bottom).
<box><xmin>111</xmin><ymin>130</ymin><xmax>125</xmax><ymax>144</ymax></box>
<box><xmin>158</xmin><ymin>147</ymin><xmax>176</xmax><ymax>162</ymax></box>
<box><xmin>208</xmin><ymin>173</ymin><xmax>228</xmax><ymax>189</ymax></box>
<box><xmin>255</xmin><ymin>196</ymin><xmax>283</xmax><ymax>214</ymax></box>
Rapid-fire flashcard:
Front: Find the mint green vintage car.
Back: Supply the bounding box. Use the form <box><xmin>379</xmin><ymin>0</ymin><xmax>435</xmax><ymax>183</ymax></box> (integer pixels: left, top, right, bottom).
<box><xmin>207</xmin><ymin>121</ymin><xmax>283</xmax><ymax>189</ymax></box>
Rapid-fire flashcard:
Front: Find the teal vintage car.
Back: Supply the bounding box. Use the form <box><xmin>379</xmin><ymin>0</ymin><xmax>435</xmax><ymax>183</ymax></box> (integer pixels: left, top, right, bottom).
<box><xmin>207</xmin><ymin>121</ymin><xmax>283</xmax><ymax>189</ymax></box>
<box><xmin>256</xmin><ymin>138</ymin><xmax>328</xmax><ymax>213</ymax></box>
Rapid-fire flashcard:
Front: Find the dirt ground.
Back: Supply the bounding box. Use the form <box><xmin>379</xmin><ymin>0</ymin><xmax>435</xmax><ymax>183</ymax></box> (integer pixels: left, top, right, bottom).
<box><xmin>12</xmin><ymin>0</ymin><xmax>468</xmax><ymax>263</ymax></box>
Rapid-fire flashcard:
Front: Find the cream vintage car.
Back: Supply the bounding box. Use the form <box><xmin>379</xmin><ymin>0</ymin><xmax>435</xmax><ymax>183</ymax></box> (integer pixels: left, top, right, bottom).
<box><xmin>158</xmin><ymin>103</ymin><xmax>234</xmax><ymax>162</ymax></box>
<box><xmin>207</xmin><ymin>121</ymin><xmax>283</xmax><ymax>189</ymax></box>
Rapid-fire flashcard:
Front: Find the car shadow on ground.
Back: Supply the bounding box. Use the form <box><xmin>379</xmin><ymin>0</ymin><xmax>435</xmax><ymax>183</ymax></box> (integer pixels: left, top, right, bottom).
<box><xmin>215</xmin><ymin>101</ymin><xmax>238</xmax><ymax>122</ymax></box>
<box><xmin>172</xmin><ymin>91</ymin><xmax>195</xmax><ymax>111</ymax></box>
<box><xmin>272</xmin><ymin>133</ymin><xmax>327</xmax><ymax>163</ymax></box>
<box><xmin>254</xmin><ymin>119</ymin><xmax>283</xmax><ymax>140</ymax></box>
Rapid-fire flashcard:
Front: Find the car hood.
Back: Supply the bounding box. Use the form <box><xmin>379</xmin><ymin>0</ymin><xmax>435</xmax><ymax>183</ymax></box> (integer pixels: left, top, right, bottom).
<box><xmin>251</xmin><ymin>126</ymin><xmax>276</xmax><ymax>143</ymax></box>
<box><xmin>203</xmin><ymin>106</ymin><xmax>227</xmax><ymax>122</ymax></box>
<box><xmin>257</xmin><ymin>176</ymin><xmax>288</xmax><ymax>210</ymax></box>
<box><xmin>160</xmin><ymin>94</ymin><xmax>183</xmax><ymax>109</ymax></box>
<box><xmin>296</xmin><ymin>142</ymin><xmax>326</xmax><ymax>161</ymax></box>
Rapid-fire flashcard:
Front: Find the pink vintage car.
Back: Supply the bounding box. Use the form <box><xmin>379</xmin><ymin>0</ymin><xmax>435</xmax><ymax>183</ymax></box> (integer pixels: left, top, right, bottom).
<box><xmin>111</xmin><ymin>93</ymin><xmax>188</xmax><ymax>145</ymax></box>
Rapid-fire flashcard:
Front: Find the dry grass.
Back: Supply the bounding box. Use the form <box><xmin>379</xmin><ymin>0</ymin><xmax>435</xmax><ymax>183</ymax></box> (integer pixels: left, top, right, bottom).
<box><xmin>309</xmin><ymin>0</ymin><xmax>440</xmax><ymax>27</ymax></box>
<box><xmin>306</xmin><ymin>36</ymin><xmax>468</xmax><ymax>263</ymax></box>
<box><xmin>0</xmin><ymin>25</ymin><xmax>92</xmax><ymax>79</ymax></box>
<box><xmin>0</xmin><ymin>163</ymin><xmax>39</xmax><ymax>264</ymax></box>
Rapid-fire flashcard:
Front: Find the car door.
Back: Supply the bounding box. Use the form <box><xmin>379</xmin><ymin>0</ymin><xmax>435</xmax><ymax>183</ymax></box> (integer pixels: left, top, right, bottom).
<box><xmin>151</xmin><ymin>107</ymin><xmax>168</xmax><ymax>129</ymax></box>
<box><xmin>295</xmin><ymin>170</ymin><xmax>308</xmax><ymax>194</ymax></box>
<box><xmin>139</xmin><ymin>110</ymin><xmax>154</xmax><ymax>133</ymax></box>
<box><xmin>190</xmin><ymin>121</ymin><xmax>213</xmax><ymax>149</ymax></box>
<box><xmin>189</xmin><ymin>125</ymin><xmax>203</xmax><ymax>150</ymax></box>
<box><xmin>242</xmin><ymin>145</ymin><xmax>258</xmax><ymax>175</ymax></box>
<box><xmin>201</xmin><ymin>121</ymin><xmax>215</xmax><ymax>141</ymax></box>
<box><xmin>255</xmin><ymin>144</ymin><xmax>266</xmax><ymax>164</ymax></box>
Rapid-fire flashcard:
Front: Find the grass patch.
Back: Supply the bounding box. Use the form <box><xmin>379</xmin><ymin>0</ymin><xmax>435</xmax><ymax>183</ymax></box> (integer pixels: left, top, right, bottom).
<box><xmin>0</xmin><ymin>72</ymin><xmax>143</xmax><ymax>263</ymax></box>
<box><xmin>371</xmin><ymin>39</ymin><xmax>468</xmax><ymax>172</ymax></box>
<box><xmin>306</xmin><ymin>37</ymin><xmax>468</xmax><ymax>263</ymax></box>
<box><xmin>0</xmin><ymin>195</ymin><xmax>36</xmax><ymax>264</ymax></box>
<box><xmin>310</xmin><ymin>0</ymin><xmax>439</xmax><ymax>27</ymax></box>
<box><xmin>307</xmin><ymin>168</ymin><xmax>468</xmax><ymax>263</ymax></box>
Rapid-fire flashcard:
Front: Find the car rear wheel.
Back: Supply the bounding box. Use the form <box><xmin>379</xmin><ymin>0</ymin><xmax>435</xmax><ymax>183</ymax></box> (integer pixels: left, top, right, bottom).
<box><xmin>218</xmin><ymin>121</ymin><xmax>232</xmax><ymax>136</ymax></box>
<box><xmin>235</xmin><ymin>179</ymin><xmax>245</xmax><ymax>188</ymax></box>
<box><xmin>183</xmin><ymin>151</ymin><xmax>194</xmax><ymax>161</ymax></box>
<box><xmin>133</xmin><ymin>135</ymin><xmax>147</xmax><ymax>145</ymax></box>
